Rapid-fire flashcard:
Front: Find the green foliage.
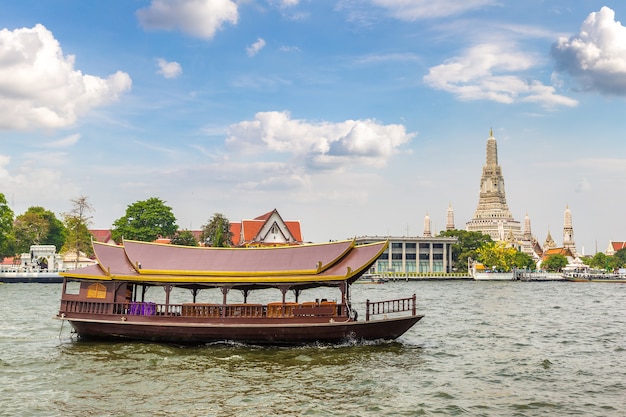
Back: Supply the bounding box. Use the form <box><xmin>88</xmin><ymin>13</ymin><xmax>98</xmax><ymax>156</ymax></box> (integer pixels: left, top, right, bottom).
<box><xmin>111</xmin><ymin>197</ymin><xmax>178</xmax><ymax>243</ymax></box>
<box><xmin>542</xmin><ymin>254</ymin><xmax>568</xmax><ymax>272</ymax></box>
<box><xmin>586</xmin><ymin>252</ymin><xmax>611</xmax><ymax>271</ymax></box>
<box><xmin>62</xmin><ymin>196</ymin><xmax>95</xmax><ymax>261</ymax></box>
<box><xmin>438</xmin><ymin>229</ymin><xmax>493</xmax><ymax>272</ymax></box>
<box><xmin>12</xmin><ymin>206</ymin><xmax>67</xmax><ymax>253</ymax></box>
<box><xmin>612</xmin><ymin>248</ymin><xmax>626</xmax><ymax>269</ymax></box>
<box><xmin>476</xmin><ymin>241</ymin><xmax>534</xmax><ymax>272</ymax></box>
<box><xmin>0</xmin><ymin>193</ymin><xmax>15</xmax><ymax>259</ymax></box>
<box><xmin>201</xmin><ymin>213</ymin><xmax>233</xmax><ymax>247</ymax></box>
<box><xmin>170</xmin><ymin>229</ymin><xmax>199</xmax><ymax>246</ymax></box>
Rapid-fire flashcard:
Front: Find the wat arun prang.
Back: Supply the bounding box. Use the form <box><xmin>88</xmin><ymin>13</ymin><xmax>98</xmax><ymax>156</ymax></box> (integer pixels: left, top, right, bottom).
<box><xmin>466</xmin><ymin>129</ymin><xmax>522</xmax><ymax>242</ymax></box>
<box><xmin>465</xmin><ymin>129</ymin><xmax>577</xmax><ymax>258</ymax></box>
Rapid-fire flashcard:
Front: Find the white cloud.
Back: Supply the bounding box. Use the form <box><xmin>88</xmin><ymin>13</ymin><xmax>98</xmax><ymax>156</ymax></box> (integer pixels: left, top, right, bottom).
<box><xmin>156</xmin><ymin>58</ymin><xmax>183</xmax><ymax>79</ymax></box>
<box><xmin>42</xmin><ymin>133</ymin><xmax>81</xmax><ymax>148</ymax></box>
<box><xmin>552</xmin><ymin>7</ymin><xmax>626</xmax><ymax>95</ymax></box>
<box><xmin>268</xmin><ymin>0</ymin><xmax>299</xmax><ymax>7</ymax></box>
<box><xmin>226</xmin><ymin>111</ymin><xmax>414</xmax><ymax>170</ymax></box>
<box><xmin>137</xmin><ymin>0</ymin><xmax>238</xmax><ymax>40</ymax></box>
<box><xmin>424</xmin><ymin>43</ymin><xmax>577</xmax><ymax>107</ymax></box>
<box><xmin>0</xmin><ymin>24</ymin><xmax>131</xmax><ymax>130</ymax></box>
<box><xmin>370</xmin><ymin>0</ymin><xmax>496</xmax><ymax>20</ymax></box>
<box><xmin>0</xmin><ymin>153</ymin><xmax>80</xmax><ymax>208</ymax></box>
<box><xmin>575</xmin><ymin>178</ymin><xmax>591</xmax><ymax>193</ymax></box>
<box><xmin>246</xmin><ymin>38</ymin><xmax>266</xmax><ymax>57</ymax></box>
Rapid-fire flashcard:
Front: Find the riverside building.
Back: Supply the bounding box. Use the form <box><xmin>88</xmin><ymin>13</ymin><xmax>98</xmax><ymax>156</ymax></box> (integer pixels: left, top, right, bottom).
<box><xmin>356</xmin><ymin>212</ymin><xmax>456</xmax><ymax>274</ymax></box>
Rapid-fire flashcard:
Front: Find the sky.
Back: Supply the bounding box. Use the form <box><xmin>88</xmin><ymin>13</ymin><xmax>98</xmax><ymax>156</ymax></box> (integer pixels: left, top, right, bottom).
<box><xmin>1</xmin><ymin>0</ymin><xmax>626</xmax><ymax>255</ymax></box>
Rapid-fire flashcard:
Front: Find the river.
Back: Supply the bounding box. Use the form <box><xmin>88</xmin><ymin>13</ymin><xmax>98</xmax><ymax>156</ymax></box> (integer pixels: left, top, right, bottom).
<box><xmin>1</xmin><ymin>281</ymin><xmax>624</xmax><ymax>416</ymax></box>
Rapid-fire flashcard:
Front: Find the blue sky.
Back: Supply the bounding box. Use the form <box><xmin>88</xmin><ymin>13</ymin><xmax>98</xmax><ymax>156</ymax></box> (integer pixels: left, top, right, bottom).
<box><xmin>1</xmin><ymin>0</ymin><xmax>625</xmax><ymax>254</ymax></box>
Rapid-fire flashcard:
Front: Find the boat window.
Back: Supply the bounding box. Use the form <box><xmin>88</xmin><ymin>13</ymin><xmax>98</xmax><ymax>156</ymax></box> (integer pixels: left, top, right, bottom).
<box><xmin>65</xmin><ymin>281</ymin><xmax>80</xmax><ymax>295</ymax></box>
<box><xmin>87</xmin><ymin>282</ymin><xmax>107</xmax><ymax>299</ymax></box>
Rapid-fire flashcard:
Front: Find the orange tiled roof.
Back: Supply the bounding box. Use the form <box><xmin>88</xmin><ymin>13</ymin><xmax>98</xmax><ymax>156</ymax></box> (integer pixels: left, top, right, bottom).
<box><xmin>611</xmin><ymin>241</ymin><xmax>626</xmax><ymax>251</ymax></box>
<box><xmin>542</xmin><ymin>247</ymin><xmax>573</xmax><ymax>261</ymax></box>
<box><xmin>90</xmin><ymin>229</ymin><xmax>113</xmax><ymax>243</ymax></box>
<box><xmin>230</xmin><ymin>223</ymin><xmax>242</xmax><ymax>246</ymax></box>
<box><xmin>2</xmin><ymin>256</ymin><xmax>18</xmax><ymax>265</ymax></box>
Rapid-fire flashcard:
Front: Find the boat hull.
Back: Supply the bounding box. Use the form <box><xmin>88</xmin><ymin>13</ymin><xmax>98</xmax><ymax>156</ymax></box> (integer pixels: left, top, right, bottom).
<box><xmin>0</xmin><ymin>272</ymin><xmax>63</xmax><ymax>283</ymax></box>
<box><xmin>472</xmin><ymin>272</ymin><xmax>515</xmax><ymax>281</ymax></box>
<box><xmin>64</xmin><ymin>315</ymin><xmax>423</xmax><ymax>345</ymax></box>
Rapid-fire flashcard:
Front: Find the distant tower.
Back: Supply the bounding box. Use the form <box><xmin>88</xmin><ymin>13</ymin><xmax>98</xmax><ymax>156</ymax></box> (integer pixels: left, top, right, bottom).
<box><xmin>563</xmin><ymin>205</ymin><xmax>577</xmax><ymax>256</ymax></box>
<box><xmin>544</xmin><ymin>229</ymin><xmax>556</xmax><ymax>249</ymax></box>
<box><xmin>423</xmin><ymin>213</ymin><xmax>432</xmax><ymax>237</ymax></box>
<box><xmin>446</xmin><ymin>203</ymin><xmax>455</xmax><ymax>231</ymax></box>
<box><xmin>523</xmin><ymin>212</ymin><xmax>532</xmax><ymax>240</ymax></box>
<box><xmin>466</xmin><ymin>129</ymin><xmax>521</xmax><ymax>241</ymax></box>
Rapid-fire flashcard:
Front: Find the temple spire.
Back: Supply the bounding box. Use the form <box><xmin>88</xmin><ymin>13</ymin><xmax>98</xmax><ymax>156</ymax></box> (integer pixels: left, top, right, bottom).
<box><xmin>423</xmin><ymin>213</ymin><xmax>432</xmax><ymax>237</ymax></box>
<box><xmin>446</xmin><ymin>203</ymin><xmax>455</xmax><ymax>231</ymax></box>
<box><xmin>563</xmin><ymin>205</ymin><xmax>577</xmax><ymax>256</ymax></box>
<box><xmin>466</xmin><ymin>129</ymin><xmax>520</xmax><ymax>242</ymax></box>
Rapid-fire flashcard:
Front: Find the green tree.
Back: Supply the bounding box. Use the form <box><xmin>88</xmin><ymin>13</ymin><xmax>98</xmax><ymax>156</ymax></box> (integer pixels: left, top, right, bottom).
<box><xmin>587</xmin><ymin>252</ymin><xmax>611</xmax><ymax>271</ymax></box>
<box><xmin>512</xmin><ymin>250</ymin><xmax>536</xmax><ymax>271</ymax></box>
<box><xmin>542</xmin><ymin>254</ymin><xmax>568</xmax><ymax>272</ymax></box>
<box><xmin>62</xmin><ymin>196</ymin><xmax>95</xmax><ymax>265</ymax></box>
<box><xmin>111</xmin><ymin>197</ymin><xmax>178</xmax><ymax>243</ymax></box>
<box><xmin>438</xmin><ymin>229</ymin><xmax>493</xmax><ymax>272</ymax></box>
<box><xmin>0</xmin><ymin>193</ymin><xmax>15</xmax><ymax>260</ymax></box>
<box><xmin>201</xmin><ymin>213</ymin><xmax>233</xmax><ymax>247</ymax></box>
<box><xmin>170</xmin><ymin>229</ymin><xmax>199</xmax><ymax>246</ymax></box>
<box><xmin>13</xmin><ymin>206</ymin><xmax>67</xmax><ymax>253</ymax></box>
<box><xmin>476</xmin><ymin>241</ymin><xmax>536</xmax><ymax>272</ymax></box>
<box><xmin>612</xmin><ymin>248</ymin><xmax>626</xmax><ymax>270</ymax></box>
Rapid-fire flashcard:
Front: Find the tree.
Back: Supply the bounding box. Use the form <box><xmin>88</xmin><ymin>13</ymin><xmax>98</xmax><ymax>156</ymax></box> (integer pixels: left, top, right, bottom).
<box><xmin>587</xmin><ymin>252</ymin><xmax>611</xmax><ymax>271</ymax></box>
<box><xmin>13</xmin><ymin>206</ymin><xmax>67</xmax><ymax>253</ymax></box>
<box><xmin>542</xmin><ymin>254</ymin><xmax>568</xmax><ymax>272</ymax></box>
<box><xmin>612</xmin><ymin>248</ymin><xmax>626</xmax><ymax>270</ymax></box>
<box><xmin>476</xmin><ymin>241</ymin><xmax>536</xmax><ymax>272</ymax></box>
<box><xmin>438</xmin><ymin>229</ymin><xmax>493</xmax><ymax>272</ymax></box>
<box><xmin>201</xmin><ymin>213</ymin><xmax>233</xmax><ymax>247</ymax></box>
<box><xmin>0</xmin><ymin>193</ymin><xmax>15</xmax><ymax>260</ymax></box>
<box><xmin>170</xmin><ymin>229</ymin><xmax>199</xmax><ymax>247</ymax></box>
<box><xmin>111</xmin><ymin>197</ymin><xmax>178</xmax><ymax>243</ymax></box>
<box><xmin>62</xmin><ymin>196</ymin><xmax>95</xmax><ymax>265</ymax></box>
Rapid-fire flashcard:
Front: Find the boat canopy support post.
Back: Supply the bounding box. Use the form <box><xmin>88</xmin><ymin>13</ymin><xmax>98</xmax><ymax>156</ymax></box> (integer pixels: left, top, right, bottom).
<box><xmin>164</xmin><ymin>284</ymin><xmax>172</xmax><ymax>306</ymax></box>
<box><xmin>221</xmin><ymin>286</ymin><xmax>231</xmax><ymax>318</ymax></box>
<box><xmin>242</xmin><ymin>289</ymin><xmax>249</xmax><ymax>304</ymax></box>
<box><xmin>191</xmin><ymin>288</ymin><xmax>199</xmax><ymax>303</ymax></box>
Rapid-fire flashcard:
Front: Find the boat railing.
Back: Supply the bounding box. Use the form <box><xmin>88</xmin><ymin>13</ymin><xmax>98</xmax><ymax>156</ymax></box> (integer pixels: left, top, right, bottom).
<box><xmin>365</xmin><ymin>294</ymin><xmax>416</xmax><ymax>321</ymax></box>
<box><xmin>60</xmin><ymin>300</ymin><xmax>345</xmax><ymax>319</ymax></box>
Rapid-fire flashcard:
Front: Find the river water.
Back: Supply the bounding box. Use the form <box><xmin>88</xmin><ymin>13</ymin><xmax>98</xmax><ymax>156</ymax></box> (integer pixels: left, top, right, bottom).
<box><xmin>1</xmin><ymin>281</ymin><xmax>624</xmax><ymax>416</ymax></box>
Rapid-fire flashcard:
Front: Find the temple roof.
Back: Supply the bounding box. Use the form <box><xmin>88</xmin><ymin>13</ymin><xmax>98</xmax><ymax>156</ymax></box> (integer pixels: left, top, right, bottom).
<box><xmin>62</xmin><ymin>239</ymin><xmax>387</xmax><ymax>287</ymax></box>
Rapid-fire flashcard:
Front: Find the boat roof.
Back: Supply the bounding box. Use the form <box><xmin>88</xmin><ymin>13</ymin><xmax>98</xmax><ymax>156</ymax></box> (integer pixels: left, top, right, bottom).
<box><xmin>61</xmin><ymin>239</ymin><xmax>388</xmax><ymax>288</ymax></box>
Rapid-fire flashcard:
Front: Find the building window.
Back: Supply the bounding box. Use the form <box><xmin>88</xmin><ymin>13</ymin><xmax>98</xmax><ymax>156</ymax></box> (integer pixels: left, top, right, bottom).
<box><xmin>392</xmin><ymin>253</ymin><xmax>403</xmax><ymax>260</ymax></box>
<box><xmin>406</xmin><ymin>253</ymin><xmax>416</xmax><ymax>260</ymax></box>
<box><xmin>419</xmin><ymin>253</ymin><xmax>429</xmax><ymax>260</ymax></box>
<box><xmin>379</xmin><ymin>252</ymin><xmax>389</xmax><ymax>260</ymax></box>
<box><xmin>391</xmin><ymin>242</ymin><xmax>403</xmax><ymax>249</ymax></box>
<box><xmin>406</xmin><ymin>243</ymin><xmax>416</xmax><ymax>249</ymax></box>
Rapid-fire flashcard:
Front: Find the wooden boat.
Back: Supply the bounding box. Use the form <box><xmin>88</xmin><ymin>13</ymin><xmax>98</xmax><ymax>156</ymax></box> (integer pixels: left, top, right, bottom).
<box><xmin>56</xmin><ymin>239</ymin><xmax>422</xmax><ymax>345</ymax></box>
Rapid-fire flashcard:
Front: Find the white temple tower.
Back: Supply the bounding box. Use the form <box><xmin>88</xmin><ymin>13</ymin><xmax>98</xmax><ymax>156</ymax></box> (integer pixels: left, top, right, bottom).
<box><xmin>466</xmin><ymin>129</ymin><xmax>522</xmax><ymax>241</ymax></box>
<box><xmin>563</xmin><ymin>205</ymin><xmax>577</xmax><ymax>256</ymax></box>
<box><xmin>446</xmin><ymin>203</ymin><xmax>455</xmax><ymax>231</ymax></box>
<box><xmin>423</xmin><ymin>213</ymin><xmax>432</xmax><ymax>237</ymax></box>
